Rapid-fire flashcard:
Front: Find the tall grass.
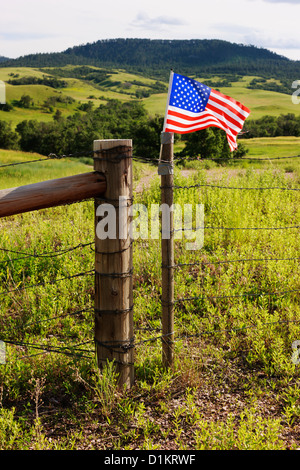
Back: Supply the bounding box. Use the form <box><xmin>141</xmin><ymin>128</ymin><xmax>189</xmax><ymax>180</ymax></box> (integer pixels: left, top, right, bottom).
<box><xmin>1</xmin><ymin>150</ymin><xmax>300</xmax><ymax>449</ymax></box>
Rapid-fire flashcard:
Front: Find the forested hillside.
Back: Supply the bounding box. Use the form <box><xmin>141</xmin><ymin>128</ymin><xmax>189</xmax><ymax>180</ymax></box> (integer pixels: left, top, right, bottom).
<box><xmin>2</xmin><ymin>38</ymin><xmax>300</xmax><ymax>80</ymax></box>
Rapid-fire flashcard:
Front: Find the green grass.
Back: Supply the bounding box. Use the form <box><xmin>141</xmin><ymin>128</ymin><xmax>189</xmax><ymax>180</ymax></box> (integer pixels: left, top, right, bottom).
<box><xmin>1</xmin><ymin>67</ymin><xmax>300</xmax><ymax>128</ymax></box>
<box><xmin>1</xmin><ymin>142</ymin><xmax>300</xmax><ymax>449</ymax></box>
<box><xmin>144</xmin><ymin>75</ymin><xmax>300</xmax><ymax>120</ymax></box>
<box><xmin>0</xmin><ymin>149</ymin><xmax>92</xmax><ymax>189</ymax></box>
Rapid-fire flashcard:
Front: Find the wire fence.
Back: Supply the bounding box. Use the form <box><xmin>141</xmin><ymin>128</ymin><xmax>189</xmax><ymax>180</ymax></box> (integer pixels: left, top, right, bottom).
<box><xmin>1</xmin><ymin>147</ymin><xmax>300</xmax><ymax>366</ymax></box>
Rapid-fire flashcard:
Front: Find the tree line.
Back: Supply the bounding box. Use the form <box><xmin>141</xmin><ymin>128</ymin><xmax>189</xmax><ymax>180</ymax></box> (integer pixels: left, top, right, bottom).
<box><xmin>241</xmin><ymin>113</ymin><xmax>300</xmax><ymax>138</ymax></box>
<box><xmin>0</xmin><ymin>99</ymin><xmax>248</xmax><ymax>161</ymax></box>
<box><xmin>1</xmin><ymin>101</ymin><xmax>299</xmax><ymax>161</ymax></box>
<box><xmin>2</xmin><ymin>38</ymin><xmax>300</xmax><ymax>82</ymax></box>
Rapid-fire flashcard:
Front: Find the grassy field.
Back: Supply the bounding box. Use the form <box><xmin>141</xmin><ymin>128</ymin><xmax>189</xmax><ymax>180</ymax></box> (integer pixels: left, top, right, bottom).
<box><xmin>0</xmin><ymin>66</ymin><xmax>165</xmax><ymax>128</ymax></box>
<box><xmin>143</xmin><ymin>75</ymin><xmax>300</xmax><ymax>120</ymax></box>
<box><xmin>1</xmin><ymin>138</ymin><xmax>300</xmax><ymax>450</ymax></box>
<box><xmin>1</xmin><ymin>67</ymin><xmax>300</xmax><ymax>128</ymax></box>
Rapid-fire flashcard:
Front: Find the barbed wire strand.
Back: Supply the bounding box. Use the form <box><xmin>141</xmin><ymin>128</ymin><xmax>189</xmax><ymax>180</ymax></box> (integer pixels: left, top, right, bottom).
<box><xmin>174</xmin><ymin>154</ymin><xmax>300</xmax><ymax>163</ymax></box>
<box><xmin>0</xmin><ymin>242</ymin><xmax>93</xmax><ymax>265</ymax></box>
<box><xmin>0</xmin><ymin>270</ymin><xmax>94</xmax><ymax>298</ymax></box>
<box><xmin>170</xmin><ymin>286</ymin><xmax>300</xmax><ymax>305</ymax></box>
<box><xmin>163</xmin><ymin>182</ymin><xmax>300</xmax><ymax>192</ymax></box>
<box><xmin>166</xmin><ymin>254</ymin><xmax>300</xmax><ymax>269</ymax></box>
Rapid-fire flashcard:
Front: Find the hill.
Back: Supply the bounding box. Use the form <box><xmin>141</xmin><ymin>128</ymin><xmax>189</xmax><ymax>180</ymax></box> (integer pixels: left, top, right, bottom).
<box><xmin>0</xmin><ymin>56</ymin><xmax>9</xmax><ymax>63</ymax></box>
<box><xmin>2</xmin><ymin>38</ymin><xmax>300</xmax><ymax>80</ymax></box>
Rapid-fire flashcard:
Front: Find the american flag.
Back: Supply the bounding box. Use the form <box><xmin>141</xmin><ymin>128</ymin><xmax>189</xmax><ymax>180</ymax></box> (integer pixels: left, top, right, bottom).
<box><xmin>163</xmin><ymin>72</ymin><xmax>250</xmax><ymax>152</ymax></box>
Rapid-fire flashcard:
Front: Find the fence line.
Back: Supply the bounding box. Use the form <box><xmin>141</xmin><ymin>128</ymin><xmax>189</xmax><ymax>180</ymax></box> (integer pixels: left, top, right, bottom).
<box><xmin>0</xmin><ymin>241</ymin><xmax>94</xmax><ymax>264</ymax></box>
<box><xmin>0</xmin><ymin>148</ymin><xmax>161</xmax><ymax>170</ymax></box>
<box><xmin>0</xmin><ymin>270</ymin><xmax>94</xmax><ymax>298</ymax></box>
<box><xmin>175</xmin><ymin>153</ymin><xmax>300</xmax><ymax>163</ymax></box>
<box><xmin>158</xmin><ymin>132</ymin><xmax>300</xmax><ymax>368</ymax></box>
<box><xmin>164</xmin><ymin>255</ymin><xmax>300</xmax><ymax>269</ymax></box>
<box><xmin>175</xmin><ymin>224</ymin><xmax>300</xmax><ymax>231</ymax></box>
<box><xmin>2</xmin><ymin>138</ymin><xmax>300</xmax><ymax>381</ymax></box>
<box><xmin>167</xmin><ymin>182</ymin><xmax>300</xmax><ymax>191</ymax></box>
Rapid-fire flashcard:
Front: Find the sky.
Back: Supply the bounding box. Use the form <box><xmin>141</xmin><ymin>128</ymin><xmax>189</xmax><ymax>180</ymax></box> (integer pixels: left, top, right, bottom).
<box><xmin>1</xmin><ymin>0</ymin><xmax>300</xmax><ymax>61</ymax></box>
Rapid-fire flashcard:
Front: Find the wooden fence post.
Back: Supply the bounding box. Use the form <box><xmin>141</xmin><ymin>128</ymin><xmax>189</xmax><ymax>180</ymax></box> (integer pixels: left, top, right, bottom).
<box><xmin>159</xmin><ymin>132</ymin><xmax>175</xmax><ymax>369</ymax></box>
<box><xmin>93</xmin><ymin>139</ymin><xmax>134</xmax><ymax>389</ymax></box>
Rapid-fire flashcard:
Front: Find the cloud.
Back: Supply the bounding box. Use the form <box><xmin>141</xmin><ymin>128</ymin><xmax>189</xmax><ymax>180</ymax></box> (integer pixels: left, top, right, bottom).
<box><xmin>0</xmin><ymin>32</ymin><xmax>55</xmax><ymax>41</ymax></box>
<box><xmin>252</xmin><ymin>0</ymin><xmax>300</xmax><ymax>3</ymax></box>
<box><xmin>132</xmin><ymin>12</ymin><xmax>187</xmax><ymax>31</ymax></box>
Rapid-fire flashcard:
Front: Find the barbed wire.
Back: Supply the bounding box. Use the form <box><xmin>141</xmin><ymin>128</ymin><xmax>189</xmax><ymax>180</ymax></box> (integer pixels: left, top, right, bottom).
<box><xmin>174</xmin><ymin>154</ymin><xmax>300</xmax><ymax>163</ymax></box>
<box><xmin>0</xmin><ymin>270</ymin><xmax>94</xmax><ymax>298</ymax></box>
<box><xmin>163</xmin><ymin>182</ymin><xmax>300</xmax><ymax>192</ymax></box>
<box><xmin>0</xmin><ymin>147</ymin><xmax>159</xmax><ymax>171</ymax></box>
<box><xmin>1</xmin><ymin>337</ymin><xmax>94</xmax><ymax>360</ymax></box>
<box><xmin>164</xmin><ymin>254</ymin><xmax>300</xmax><ymax>269</ymax></box>
<box><xmin>0</xmin><ymin>241</ymin><xmax>93</xmax><ymax>265</ymax></box>
<box><xmin>174</xmin><ymin>224</ymin><xmax>300</xmax><ymax>232</ymax></box>
<box><xmin>170</xmin><ymin>286</ymin><xmax>300</xmax><ymax>305</ymax></box>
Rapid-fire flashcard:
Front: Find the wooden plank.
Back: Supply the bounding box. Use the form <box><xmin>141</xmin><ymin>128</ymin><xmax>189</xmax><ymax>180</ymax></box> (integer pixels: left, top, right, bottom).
<box><xmin>160</xmin><ymin>132</ymin><xmax>175</xmax><ymax>369</ymax></box>
<box><xmin>93</xmin><ymin>139</ymin><xmax>134</xmax><ymax>389</ymax></box>
<box><xmin>0</xmin><ymin>172</ymin><xmax>106</xmax><ymax>218</ymax></box>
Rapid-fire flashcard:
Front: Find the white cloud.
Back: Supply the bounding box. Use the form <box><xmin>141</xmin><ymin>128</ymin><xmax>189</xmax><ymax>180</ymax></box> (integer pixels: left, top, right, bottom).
<box><xmin>261</xmin><ymin>0</ymin><xmax>300</xmax><ymax>3</ymax></box>
<box><xmin>132</xmin><ymin>12</ymin><xmax>187</xmax><ymax>30</ymax></box>
<box><xmin>0</xmin><ymin>0</ymin><xmax>300</xmax><ymax>60</ymax></box>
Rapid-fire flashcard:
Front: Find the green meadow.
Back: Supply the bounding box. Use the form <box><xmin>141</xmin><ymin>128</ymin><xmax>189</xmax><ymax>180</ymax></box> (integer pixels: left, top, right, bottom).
<box><xmin>1</xmin><ymin>67</ymin><xmax>300</xmax><ymax>128</ymax></box>
<box><xmin>1</xmin><ymin>134</ymin><xmax>300</xmax><ymax>449</ymax></box>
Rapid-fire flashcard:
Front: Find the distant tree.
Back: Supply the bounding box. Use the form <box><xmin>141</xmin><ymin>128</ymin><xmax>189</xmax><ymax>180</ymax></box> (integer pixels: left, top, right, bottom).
<box><xmin>53</xmin><ymin>109</ymin><xmax>63</xmax><ymax>121</ymax></box>
<box><xmin>18</xmin><ymin>94</ymin><xmax>34</xmax><ymax>108</ymax></box>
<box><xmin>179</xmin><ymin>127</ymin><xmax>248</xmax><ymax>161</ymax></box>
<box><xmin>132</xmin><ymin>115</ymin><xmax>163</xmax><ymax>160</ymax></box>
<box><xmin>0</xmin><ymin>102</ymin><xmax>14</xmax><ymax>112</ymax></box>
<box><xmin>0</xmin><ymin>121</ymin><xmax>19</xmax><ymax>149</ymax></box>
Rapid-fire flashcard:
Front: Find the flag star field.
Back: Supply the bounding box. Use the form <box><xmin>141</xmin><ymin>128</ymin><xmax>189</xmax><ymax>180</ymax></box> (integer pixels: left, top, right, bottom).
<box><xmin>164</xmin><ymin>72</ymin><xmax>251</xmax><ymax>152</ymax></box>
<box><xmin>170</xmin><ymin>75</ymin><xmax>211</xmax><ymax>113</ymax></box>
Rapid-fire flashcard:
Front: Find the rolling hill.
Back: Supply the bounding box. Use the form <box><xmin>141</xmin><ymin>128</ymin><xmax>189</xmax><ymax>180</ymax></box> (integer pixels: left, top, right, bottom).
<box><xmin>0</xmin><ymin>64</ymin><xmax>300</xmax><ymax>130</ymax></box>
<box><xmin>1</xmin><ymin>38</ymin><xmax>300</xmax><ymax>81</ymax></box>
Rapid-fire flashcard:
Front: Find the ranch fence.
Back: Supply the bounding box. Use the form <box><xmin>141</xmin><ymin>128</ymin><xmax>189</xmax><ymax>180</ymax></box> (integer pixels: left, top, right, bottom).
<box><xmin>1</xmin><ymin>136</ymin><xmax>300</xmax><ymax>388</ymax></box>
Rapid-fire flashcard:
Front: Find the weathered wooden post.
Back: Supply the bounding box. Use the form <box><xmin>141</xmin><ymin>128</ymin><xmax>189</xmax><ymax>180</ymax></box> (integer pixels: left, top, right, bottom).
<box><xmin>159</xmin><ymin>132</ymin><xmax>175</xmax><ymax>369</ymax></box>
<box><xmin>93</xmin><ymin>139</ymin><xmax>134</xmax><ymax>389</ymax></box>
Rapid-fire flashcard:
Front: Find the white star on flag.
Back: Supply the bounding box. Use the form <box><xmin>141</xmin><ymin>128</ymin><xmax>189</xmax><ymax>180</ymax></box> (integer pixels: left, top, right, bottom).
<box><xmin>163</xmin><ymin>72</ymin><xmax>250</xmax><ymax>152</ymax></box>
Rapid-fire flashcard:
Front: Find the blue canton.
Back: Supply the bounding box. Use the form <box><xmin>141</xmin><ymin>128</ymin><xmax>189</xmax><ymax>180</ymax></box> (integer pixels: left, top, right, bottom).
<box><xmin>169</xmin><ymin>73</ymin><xmax>212</xmax><ymax>114</ymax></box>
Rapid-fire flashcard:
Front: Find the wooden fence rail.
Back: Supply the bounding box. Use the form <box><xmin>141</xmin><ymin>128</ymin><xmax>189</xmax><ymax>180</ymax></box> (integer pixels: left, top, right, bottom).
<box><xmin>0</xmin><ymin>140</ymin><xmax>134</xmax><ymax>389</ymax></box>
<box><xmin>0</xmin><ymin>172</ymin><xmax>106</xmax><ymax>218</ymax></box>
<box><xmin>0</xmin><ymin>137</ymin><xmax>176</xmax><ymax>387</ymax></box>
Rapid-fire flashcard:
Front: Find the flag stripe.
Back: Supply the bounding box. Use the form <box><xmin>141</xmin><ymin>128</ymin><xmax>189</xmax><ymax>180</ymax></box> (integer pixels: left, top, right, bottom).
<box><xmin>166</xmin><ymin>107</ymin><xmax>239</xmax><ymax>136</ymax></box>
<box><xmin>165</xmin><ymin>116</ymin><xmax>237</xmax><ymax>146</ymax></box>
<box><xmin>165</xmin><ymin>120</ymin><xmax>237</xmax><ymax>151</ymax></box>
<box><xmin>205</xmin><ymin>105</ymin><xmax>241</xmax><ymax>134</ymax></box>
<box><xmin>207</xmin><ymin>96</ymin><xmax>248</xmax><ymax>129</ymax></box>
<box><xmin>210</xmin><ymin>90</ymin><xmax>250</xmax><ymax>118</ymax></box>
<box><xmin>163</xmin><ymin>72</ymin><xmax>250</xmax><ymax>152</ymax></box>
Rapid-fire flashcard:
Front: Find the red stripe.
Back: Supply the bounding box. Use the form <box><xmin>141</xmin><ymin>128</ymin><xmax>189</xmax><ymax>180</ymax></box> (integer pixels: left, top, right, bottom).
<box><xmin>165</xmin><ymin>122</ymin><xmax>237</xmax><ymax>150</ymax></box>
<box><xmin>167</xmin><ymin>112</ymin><xmax>239</xmax><ymax>138</ymax></box>
<box><xmin>167</xmin><ymin>109</ymin><xmax>204</xmax><ymax>122</ymax></box>
<box><xmin>205</xmin><ymin>104</ymin><xmax>240</xmax><ymax>134</ymax></box>
<box><xmin>166</xmin><ymin>115</ymin><xmax>238</xmax><ymax>140</ymax></box>
<box><xmin>167</xmin><ymin>105</ymin><xmax>242</xmax><ymax>135</ymax></box>
<box><xmin>211</xmin><ymin>89</ymin><xmax>250</xmax><ymax>116</ymax></box>
<box><xmin>165</xmin><ymin>120</ymin><xmax>237</xmax><ymax>145</ymax></box>
<box><xmin>207</xmin><ymin>97</ymin><xmax>245</xmax><ymax>127</ymax></box>
<box><xmin>209</xmin><ymin>94</ymin><xmax>248</xmax><ymax>124</ymax></box>
<box><xmin>166</xmin><ymin>115</ymin><xmax>223</xmax><ymax>129</ymax></box>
